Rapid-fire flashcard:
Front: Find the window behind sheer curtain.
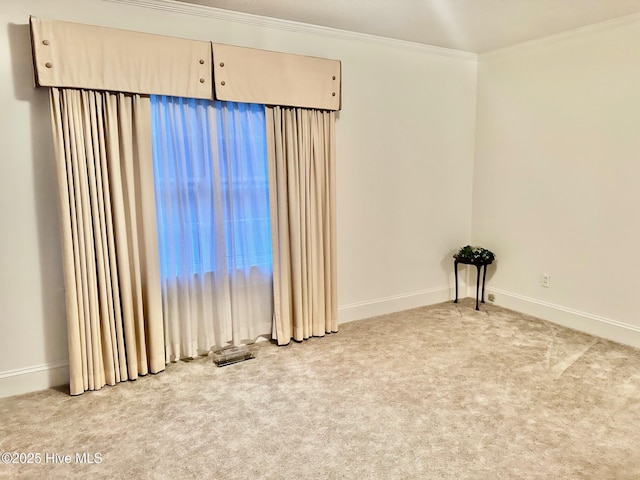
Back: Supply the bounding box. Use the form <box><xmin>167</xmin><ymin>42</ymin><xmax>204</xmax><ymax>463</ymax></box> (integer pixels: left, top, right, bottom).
<box><xmin>150</xmin><ymin>96</ymin><xmax>271</xmax><ymax>279</ymax></box>
<box><xmin>215</xmin><ymin>102</ymin><xmax>272</xmax><ymax>272</ymax></box>
<box><xmin>150</xmin><ymin>96</ymin><xmax>273</xmax><ymax>357</ymax></box>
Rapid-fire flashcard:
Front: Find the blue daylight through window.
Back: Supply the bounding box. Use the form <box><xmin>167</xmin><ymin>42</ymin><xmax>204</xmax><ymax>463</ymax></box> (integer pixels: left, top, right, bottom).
<box><xmin>150</xmin><ymin>96</ymin><xmax>272</xmax><ymax>279</ymax></box>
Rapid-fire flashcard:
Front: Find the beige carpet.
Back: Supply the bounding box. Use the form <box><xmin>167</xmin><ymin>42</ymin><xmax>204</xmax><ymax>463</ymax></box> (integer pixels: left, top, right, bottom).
<box><xmin>1</xmin><ymin>299</ymin><xmax>640</xmax><ymax>479</ymax></box>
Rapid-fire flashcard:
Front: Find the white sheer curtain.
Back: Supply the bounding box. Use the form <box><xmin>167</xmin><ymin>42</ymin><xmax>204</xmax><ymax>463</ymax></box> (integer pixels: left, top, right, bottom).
<box><xmin>151</xmin><ymin>97</ymin><xmax>273</xmax><ymax>361</ymax></box>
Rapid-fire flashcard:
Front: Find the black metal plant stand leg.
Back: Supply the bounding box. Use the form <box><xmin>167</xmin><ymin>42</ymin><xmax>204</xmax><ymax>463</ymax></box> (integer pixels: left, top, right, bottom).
<box><xmin>453</xmin><ymin>258</ymin><xmax>492</xmax><ymax>311</ymax></box>
<box><xmin>482</xmin><ymin>264</ymin><xmax>488</xmax><ymax>304</ymax></box>
<box><xmin>454</xmin><ymin>260</ymin><xmax>459</xmax><ymax>303</ymax></box>
<box><xmin>475</xmin><ymin>264</ymin><xmax>481</xmax><ymax>310</ymax></box>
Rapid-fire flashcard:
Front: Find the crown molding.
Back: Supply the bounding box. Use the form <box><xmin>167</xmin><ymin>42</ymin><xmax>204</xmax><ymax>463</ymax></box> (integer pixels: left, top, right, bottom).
<box><xmin>482</xmin><ymin>11</ymin><xmax>640</xmax><ymax>58</ymax></box>
<box><xmin>102</xmin><ymin>0</ymin><xmax>477</xmax><ymax>61</ymax></box>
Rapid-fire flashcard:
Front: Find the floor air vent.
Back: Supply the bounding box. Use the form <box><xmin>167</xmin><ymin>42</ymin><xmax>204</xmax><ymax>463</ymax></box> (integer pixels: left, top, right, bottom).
<box><xmin>213</xmin><ymin>345</ymin><xmax>254</xmax><ymax>367</ymax></box>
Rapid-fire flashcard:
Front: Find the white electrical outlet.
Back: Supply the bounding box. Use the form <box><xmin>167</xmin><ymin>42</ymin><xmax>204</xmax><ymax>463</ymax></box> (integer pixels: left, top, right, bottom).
<box><xmin>542</xmin><ymin>274</ymin><xmax>551</xmax><ymax>288</ymax></box>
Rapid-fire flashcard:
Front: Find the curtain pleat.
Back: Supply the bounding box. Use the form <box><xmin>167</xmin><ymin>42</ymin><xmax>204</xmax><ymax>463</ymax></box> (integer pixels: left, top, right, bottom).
<box><xmin>266</xmin><ymin>106</ymin><xmax>337</xmax><ymax>344</ymax></box>
<box><xmin>49</xmin><ymin>88</ymin><xmax>164</xmax><ymax>395</ymax></box>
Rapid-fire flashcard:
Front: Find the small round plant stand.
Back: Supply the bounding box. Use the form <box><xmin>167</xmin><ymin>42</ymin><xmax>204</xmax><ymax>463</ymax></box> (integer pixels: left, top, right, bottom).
<box><xmin>454</xmin><ymin>257</ymin><xmax>493</xmax><ymax>311</ymax></box>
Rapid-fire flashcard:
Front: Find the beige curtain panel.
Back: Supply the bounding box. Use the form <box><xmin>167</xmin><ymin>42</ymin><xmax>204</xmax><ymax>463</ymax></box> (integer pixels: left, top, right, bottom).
<box><xmin>213</xmin><ymin>44</ymin><xmax>341</xmax><ymax>111</ymax></box>
<box><xmin>30</xmin><ymin>17</ymin><xmax>213</xmax><ymax>99</ymax></box>
<box><xmin>33</xmin><ymin>17</ymin><xmax>343</xmax><ymax>394</ymax></box>
<box><xmin>267</xmin><ymin>106</ymin><xmax>338</xmax><ymax>344</ymax></box>
<box><xmin>49</xmin><ymin>88</ymin><xmax>165</xmax><ymax>395</ymax></box>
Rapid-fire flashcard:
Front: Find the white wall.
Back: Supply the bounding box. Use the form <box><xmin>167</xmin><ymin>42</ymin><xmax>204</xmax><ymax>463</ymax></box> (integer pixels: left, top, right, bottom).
<box><xmin>0</xmin><ymin>0</ymin><xmax>478</xmax><ymax>397</ymax></box>
<box><xmin>473</xmin><ymin>15</ymin><xmax>640</xmax><ymax>347</ymax></box>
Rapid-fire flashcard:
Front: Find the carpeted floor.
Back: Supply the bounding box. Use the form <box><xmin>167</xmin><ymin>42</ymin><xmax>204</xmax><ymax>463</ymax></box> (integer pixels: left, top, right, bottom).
<box><xmin>1</xmin><ymin>299</ymin><xmax>640</xmax><ymax>479</ymax></box>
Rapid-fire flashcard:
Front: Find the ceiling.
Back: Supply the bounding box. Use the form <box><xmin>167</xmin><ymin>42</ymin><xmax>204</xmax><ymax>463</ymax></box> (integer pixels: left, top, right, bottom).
<box><xmin>176</xmin><ymin>0</ymin><xmax>640</xmax><ymax>53</ymax></box>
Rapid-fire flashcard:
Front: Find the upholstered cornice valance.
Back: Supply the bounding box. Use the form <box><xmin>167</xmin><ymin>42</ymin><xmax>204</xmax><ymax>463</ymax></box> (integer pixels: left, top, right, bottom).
<box><xmin>30</xmin><ymin>17</ymin><xmax>213</xmax><ymax>100</ymax></box>
<box><xmin>212</xmin><ymin>44</ymin><xmax>341</xmax><ymax>111</ymax></box>
<box><xmin>29</xmin><ymin>17</ymin><xmax>342</xmax><ymax>111</ymax></box>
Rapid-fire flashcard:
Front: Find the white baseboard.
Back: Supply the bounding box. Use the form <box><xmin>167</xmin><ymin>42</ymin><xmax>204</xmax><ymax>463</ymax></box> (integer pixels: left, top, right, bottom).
<box><xmin>10</xmin><ymin>286</ymin><xmax>632</xmax><ymax>398</ymax></box>
<box><xmin>0</xmin><ymin>361</ymin><xmax>69</xmax><ymax>399</ymax></box>
<box><xmin>338</xmin><ymin>285</ymin><xmax>459</xmax><ymax>324</ymax></box>
<box><xmin>487</xmin><ymin>287</ymin><xmax>640</xmax><ymax>349</ymax></box>
<box><xmin>1</xmin><ymin>284</ymin><xmax>453</xmax><ymax>398</ymax></box>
